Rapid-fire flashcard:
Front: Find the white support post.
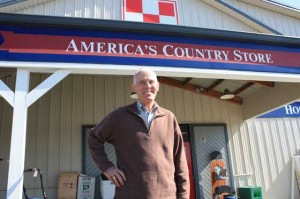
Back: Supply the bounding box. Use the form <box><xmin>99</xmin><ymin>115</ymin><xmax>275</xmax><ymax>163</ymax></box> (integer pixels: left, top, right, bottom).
<box><xmin>5</xmin><ymin>69</ymin><xmax>71</xmax><ymax>199</ymax></box>
<box><xmin>6</xmin><ymin>69</ymin><xmax>30</xmax><ymax>199</ymax></box>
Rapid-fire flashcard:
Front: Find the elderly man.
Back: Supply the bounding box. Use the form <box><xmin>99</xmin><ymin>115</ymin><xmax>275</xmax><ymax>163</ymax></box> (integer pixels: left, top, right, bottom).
<box><xmin>88</xmin><ymin>68</ymin><xmax>190</xmax><ymax>199</ymax></box>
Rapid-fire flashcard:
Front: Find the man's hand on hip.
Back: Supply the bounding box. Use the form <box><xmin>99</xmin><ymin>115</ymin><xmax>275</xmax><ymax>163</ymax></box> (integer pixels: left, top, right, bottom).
<box><xmin>104</xmin><ymin>167</ymin><xmax>126</xmax><ymax>187</ymax></box>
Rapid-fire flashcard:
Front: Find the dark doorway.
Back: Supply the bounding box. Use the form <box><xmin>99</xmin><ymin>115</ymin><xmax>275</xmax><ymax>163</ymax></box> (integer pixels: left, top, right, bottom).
<box><xmin>189</xmin><ymin>124</ymin><xmax>234</xmax><ymax>199</ymax></box>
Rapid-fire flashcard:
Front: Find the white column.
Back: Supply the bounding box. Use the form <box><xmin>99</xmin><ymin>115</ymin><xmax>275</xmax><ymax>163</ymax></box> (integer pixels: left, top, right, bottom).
<box><xmin>6</xmin><ymin>69</ymin><xmax>30</xmax><ymax>199</ymax></box>
<box><xmin>4</xmin><ymin>69</ymin><xmax>71</xmax><ymax>199</ymax></box>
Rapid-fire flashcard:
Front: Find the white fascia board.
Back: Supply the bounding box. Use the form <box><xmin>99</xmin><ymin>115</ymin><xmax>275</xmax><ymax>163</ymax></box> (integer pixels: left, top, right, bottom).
<box><xmin>1</xmin><ymin>61</ymin><xmax>300</xmax><ymax>83</ymax></box>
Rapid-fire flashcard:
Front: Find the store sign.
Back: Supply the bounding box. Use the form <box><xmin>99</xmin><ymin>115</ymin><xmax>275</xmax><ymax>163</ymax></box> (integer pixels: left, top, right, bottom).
<box><xmin>0</xmin><ymin>25</ymin><xmax>299</xmax><ymax>74</ymax></box>
<box><xmin>259</xmin><ymin>102</ymin><xmax>300</xmax><ymax>118</ymax></box>
<box><xmin>65</xmin><ymin>39</ymin><xmax>273</xmax><ymax>64</ymax></box>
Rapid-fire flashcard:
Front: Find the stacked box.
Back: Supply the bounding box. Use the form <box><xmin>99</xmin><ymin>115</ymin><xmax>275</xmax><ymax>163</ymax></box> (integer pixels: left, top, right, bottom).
<box><xmin>58</xmin><ymin>172</ymin><xmax>79</xmax><ymax>199</ymax></box>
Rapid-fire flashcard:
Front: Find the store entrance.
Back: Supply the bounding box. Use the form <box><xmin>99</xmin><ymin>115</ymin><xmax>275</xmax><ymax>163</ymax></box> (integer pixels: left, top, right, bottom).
<box><xmin>189</xmin><ymin>124</ymin><xmax>234</xmax><ymax>199</ymax></box>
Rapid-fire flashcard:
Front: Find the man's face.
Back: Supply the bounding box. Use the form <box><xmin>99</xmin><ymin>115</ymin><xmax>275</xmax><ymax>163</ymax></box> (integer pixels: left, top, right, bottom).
<box><xmin>131</xmin><ymin>70</ymin><xmax>159</xmax><ymax>105</ymax></box>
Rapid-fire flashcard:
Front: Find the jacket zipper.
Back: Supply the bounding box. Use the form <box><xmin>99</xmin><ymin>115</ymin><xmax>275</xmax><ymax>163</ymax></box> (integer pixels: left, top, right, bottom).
<box><xmin>134</xmin><ymin>112</ymin><xmax>150</xmax><ymax>134</ymax></box>
<box><xmin>134</xmin><ymin>112</ymin><xmax>160</xmax><ymax>136</ymax></box>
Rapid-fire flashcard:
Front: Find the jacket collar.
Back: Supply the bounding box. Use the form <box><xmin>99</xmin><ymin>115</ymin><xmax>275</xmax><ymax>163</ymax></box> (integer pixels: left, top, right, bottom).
<box><xmin>126</xmin><ymin>102</ymin><xmax>166</xmax><ymax>116</ymax></box>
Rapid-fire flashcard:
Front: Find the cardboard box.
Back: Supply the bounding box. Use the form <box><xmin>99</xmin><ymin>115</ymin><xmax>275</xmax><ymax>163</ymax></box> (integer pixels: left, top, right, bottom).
<box><xmin>58</xmin><ymin>172</ymin><xmax>79</xmax><ymax>199</ymax></box>
<box><xmin>77</xmin><ymin>175</ymin><xmax>96</xmax><ymax>199</ymax></box>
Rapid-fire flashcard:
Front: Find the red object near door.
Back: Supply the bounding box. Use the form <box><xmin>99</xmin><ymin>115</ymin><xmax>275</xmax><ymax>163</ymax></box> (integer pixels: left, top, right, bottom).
<box><xmin>184</xmin><ymin>142</ymin><xmax>196</xmax><ymax>199</ymax></box>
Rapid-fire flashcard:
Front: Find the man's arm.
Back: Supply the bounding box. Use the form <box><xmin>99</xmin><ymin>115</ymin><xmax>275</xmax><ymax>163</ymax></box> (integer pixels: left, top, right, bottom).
<box><xmin>88</xmin><ymin>112</ymin><xmax>126</xmax><ymax>187</ymax></box>
<box><xmin>88</xmin><ymin>125</ymin><xmax>115</xmax><ymax>172</ymax></box>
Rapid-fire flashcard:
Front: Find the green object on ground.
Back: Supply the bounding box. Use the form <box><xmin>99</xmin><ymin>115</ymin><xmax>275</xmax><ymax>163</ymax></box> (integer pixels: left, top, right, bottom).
<box><xmin>237</xmin><ymin>186</ymin><xmax>263</xmax><ymax>199</ymax></box>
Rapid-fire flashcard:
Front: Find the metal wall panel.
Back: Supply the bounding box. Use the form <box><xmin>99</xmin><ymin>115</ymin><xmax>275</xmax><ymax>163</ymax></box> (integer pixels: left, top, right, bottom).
<box><xmin>243</xmin><ymin>82</ymin><xmax>300</xmax><ymax>120</ymax></box>
<box><xmin>0</xmin><ymin>0</ymin><xmax>257</xmax><ymax>33</ymax></box>
<box><xmin>0</xmin><ymin>73</ymin><xmax>298</xmax><ymax>199</ymax></box>
<box><xmin>3</xmin><ymin>0</ymin><xmax>300</xmax><ymax>36</ymax></box>
<box><xmin>233</xmin><ymin>118</ymin><xmax>300</xmax><ymax>199</ymax></box>
<box><xmin>226</xmin><ymin>0</ymin><xmax>300</xmax><ymax>36</ymax></box>
<box><xmin>13</xmin><ymin>0</ymin><xmax>122</xmax><ymax>20</ymax></box>
<box><xmin>0</xmin><ymin>73</ymin><xmax>242</xmax><ymax>198</ymax></box>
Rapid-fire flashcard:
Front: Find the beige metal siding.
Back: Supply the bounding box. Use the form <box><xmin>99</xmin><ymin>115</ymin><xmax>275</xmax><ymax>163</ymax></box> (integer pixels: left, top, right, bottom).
<box><xmin>0</xmin><ymin>73</ymin><xmax>242</xmax><ymax>198</ymax></box>
<box><xmin>177</xmin><ymin>0</ymin><xmax>256</xmax><ymax>32</ymax></box>
<box><xmin>13</xmin><ymin>0</ymin><xmax>122</xmax><ymax>20</ymax></box>
<box><xmin>243</xmin><ymin>82</ymin><xmax>300</xmax><ymax>120</ymax></box>
<box><xmin>0</xmin><ymin>0</ymin><xmax>257</xmax><ymax>33</ymax></box>
<box><xmin>3</xmin><ymin>0</ymin><xmax>300</xmax><ymax>36</ymax></box>
<box><xmin>0</xmin><ymin>73</ymin><xmax>298</xmax><ymax>198</ymax></box>
<box><xmin>235</xmin><ymin>118</ymin><xmax>300</xmax><ymax>199</ymax></box>
<box><xmin>226</xmin><ymin>0</ymin><xmax>300</xmax><ymax>36</ymax></box>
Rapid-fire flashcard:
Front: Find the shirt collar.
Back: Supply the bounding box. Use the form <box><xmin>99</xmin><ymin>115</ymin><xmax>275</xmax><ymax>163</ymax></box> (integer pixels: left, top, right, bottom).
<box><xmin>137</xmin><ymin>101</ymin><xmax>158</xmax><ymax>113</ymax></box>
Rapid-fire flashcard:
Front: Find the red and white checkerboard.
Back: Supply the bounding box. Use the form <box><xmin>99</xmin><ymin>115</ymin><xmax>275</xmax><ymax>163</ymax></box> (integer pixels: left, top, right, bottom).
<box><xmin>122</xmin><ymin>0</ymin><xmax>179</xmax><ymax>25</ymax></box>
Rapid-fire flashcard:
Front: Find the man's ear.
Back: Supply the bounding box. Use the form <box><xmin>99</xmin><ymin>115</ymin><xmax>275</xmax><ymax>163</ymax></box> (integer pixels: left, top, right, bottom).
<box><xmin>131</xmin><ymin>83</ymin><xmax>135</xmax><ymax>92</ymax></box>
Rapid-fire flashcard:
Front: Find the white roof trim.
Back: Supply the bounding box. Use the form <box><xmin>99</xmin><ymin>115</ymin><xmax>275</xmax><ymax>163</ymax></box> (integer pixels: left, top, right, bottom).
<box><xmin>2</xmin><ymin>61</ymin><xmax>300</xmax><ymax>83</ymax></box>
<box><xmin>238</xmin><ymin>0</ymin><xmax>300</xmax><ymax>20</ymax></box>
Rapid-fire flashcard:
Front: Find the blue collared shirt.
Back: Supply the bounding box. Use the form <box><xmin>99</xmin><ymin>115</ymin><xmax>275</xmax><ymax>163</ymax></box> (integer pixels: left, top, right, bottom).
<box><xmin>136</xmin><ymin>101</ymin><xmax>157</xmax><ymax>129</ymax></box>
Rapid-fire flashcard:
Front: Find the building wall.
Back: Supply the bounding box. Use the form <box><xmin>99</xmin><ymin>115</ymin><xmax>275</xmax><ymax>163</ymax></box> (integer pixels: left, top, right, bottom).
<box><xmin>0</xmin><ymin>73</ymin><xmax>242</xmax><ymax>198</ymax></box>
<box><xmin>238</xmin><ymin>118</ymin><xmax>300</xmax><ymax>199</ymax></box>
<box><xmin>0</xmin><ymin>1</ymin><xmax>300</xmax><ymax>199</ymax></box>
<box><xmin>0</xmin><ymin>73</ymin><xmax>298</xmax><ymax>199</ymax></box>
<box><xmin>2</xmin><ymin>0</ymin><xmax>300</xmax><ymax>37</ymax></box>
<box><xmin>226</xmin><ymin>0</ymin><xmax>300</xmax><ymax>36</ymax></box>
<box><xmin>243</xmin><ymin>82</ymin><xmax>300</xmax><ymax>119</ymax></box>
<box><xmin>1</xmin><ymin>0</ymin><xmax>256</xmax><ymax>33</ymax></box>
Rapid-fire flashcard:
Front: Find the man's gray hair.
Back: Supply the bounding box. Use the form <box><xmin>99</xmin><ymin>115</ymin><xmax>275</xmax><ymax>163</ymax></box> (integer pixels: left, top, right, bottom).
<box><xmin>133</xmin><ymin>68</ymin><xmax>158</xmax><ymax>84</ymax></box>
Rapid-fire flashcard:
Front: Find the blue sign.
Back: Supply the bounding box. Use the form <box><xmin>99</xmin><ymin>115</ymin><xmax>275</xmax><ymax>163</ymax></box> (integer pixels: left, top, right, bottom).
<box><xmin>259</xmin><ymin>102</ymin><xmax>300</xmax><ymax>118</ymax></box>
<box><xmin>0</xmin><ymin>22</ymin><xmax>300</xmax><ymax>74</ymax></box>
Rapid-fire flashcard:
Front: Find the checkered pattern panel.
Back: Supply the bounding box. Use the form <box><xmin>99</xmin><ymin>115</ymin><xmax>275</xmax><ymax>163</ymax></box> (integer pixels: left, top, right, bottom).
<box><xmin>122</xmin><ymin>0</ymin><xmax>178</xmax><ymax>25</ymax></box>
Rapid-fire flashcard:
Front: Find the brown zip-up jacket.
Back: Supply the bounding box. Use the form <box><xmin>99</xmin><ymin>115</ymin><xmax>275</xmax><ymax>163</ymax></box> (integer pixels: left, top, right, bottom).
<box><xmin>88</xmin><ymin>102</ymin><xmax>190</xmax><ymax>199</ymax></box>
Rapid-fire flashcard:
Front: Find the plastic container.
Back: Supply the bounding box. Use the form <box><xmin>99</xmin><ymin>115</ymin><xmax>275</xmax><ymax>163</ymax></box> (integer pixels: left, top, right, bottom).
<box><xmin>237</xmin><ymin>186</ymin><xmax>263</xmax><ymax>199</ymax></box>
